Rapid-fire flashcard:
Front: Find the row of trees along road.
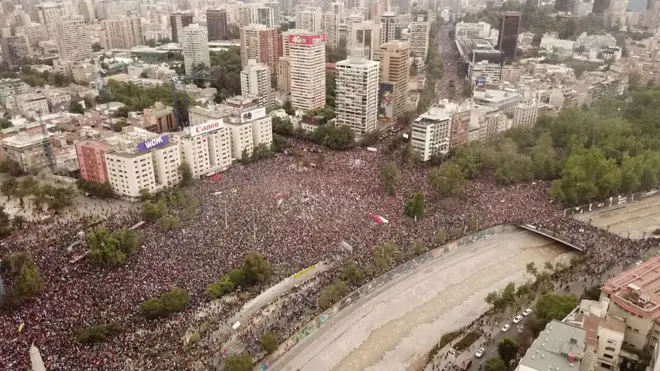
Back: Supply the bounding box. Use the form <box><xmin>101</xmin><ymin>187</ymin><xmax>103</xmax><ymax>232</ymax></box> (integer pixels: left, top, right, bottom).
<box><xmin>423</xmin><ymin>89</ymin><xmax>660</xmax><ymax>206</ymax></box>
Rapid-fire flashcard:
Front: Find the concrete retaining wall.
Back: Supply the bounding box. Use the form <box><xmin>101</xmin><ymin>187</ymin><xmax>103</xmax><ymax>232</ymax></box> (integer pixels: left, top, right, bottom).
<box><xmin>259</xmin><ymin>224</ymin><xmax>518</xmax><ymax>370</ymax></box>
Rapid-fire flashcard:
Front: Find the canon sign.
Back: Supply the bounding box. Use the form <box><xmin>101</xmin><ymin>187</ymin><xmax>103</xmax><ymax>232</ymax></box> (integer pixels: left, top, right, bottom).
<box><xmin>191</xmin><ymin>120</ymin><xmax>222</xmax><ymax>137</ymax></box>
<box><xmin>287</xmin><ymin>34</ymin><xmax>326</xmax><ymax>46</ymax></box>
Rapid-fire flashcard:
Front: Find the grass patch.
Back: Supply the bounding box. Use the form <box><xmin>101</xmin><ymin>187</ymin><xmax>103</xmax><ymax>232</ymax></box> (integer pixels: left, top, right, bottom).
<box><xmin>654</xmin><ymin>228</ymin><xmax>660</xmax><ymax>236</ymax></box>
<box><xmin>454</xmin><ymin>330</ymin><xmax>482</xmax><ymax>351</ymax></box>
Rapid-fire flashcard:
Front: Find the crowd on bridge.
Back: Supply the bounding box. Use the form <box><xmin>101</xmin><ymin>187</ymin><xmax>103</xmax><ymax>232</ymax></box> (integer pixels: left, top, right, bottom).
<box><xmin>0</xmin><ymin>146</ymin><xmax>656</xmax><ymax>370</ymax></box>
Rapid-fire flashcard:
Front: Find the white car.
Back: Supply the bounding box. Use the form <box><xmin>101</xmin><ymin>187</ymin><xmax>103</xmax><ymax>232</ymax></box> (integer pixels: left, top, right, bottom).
<box><xmin>475</xmin><ymin>347</ymin><xmax>485</xmax><ymax>358</ymax></box>
<box><xmin>523</xmin><ymin>308</ymin><xmax>532</xmax><ymax>316</ymax></box>
<box><xmin>502</xmin><ymin>324</ymin><xmax>511</xmax><ymax>332</ymax></box>
<box><xmin>513</xmin><ymin>315</ymin><xmax>523</xmax><ymax>324</ymax></box>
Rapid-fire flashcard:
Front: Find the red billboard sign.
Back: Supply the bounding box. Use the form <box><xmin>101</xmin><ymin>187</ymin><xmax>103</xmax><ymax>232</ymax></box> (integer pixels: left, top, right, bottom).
<box><xmin>288</xmin><ymin>34</ymin><xmax>326</xmax><ymax>46</ymax></box>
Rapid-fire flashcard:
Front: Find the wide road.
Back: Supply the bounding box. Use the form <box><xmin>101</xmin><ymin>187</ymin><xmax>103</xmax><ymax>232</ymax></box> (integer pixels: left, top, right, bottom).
<box><xmin>435</xmin><ymin>24</ymin><xmax>461</xmax><ymax>99</ymax></box>
<box><xmin>268</xmin><ymin>228</ymin><xmax>576</xmax><ymax>371</ymax></box>
<box><xmin>574</xmin><ymin>195</ymin><xmax>660</xmax><ymax>239</ymax></box>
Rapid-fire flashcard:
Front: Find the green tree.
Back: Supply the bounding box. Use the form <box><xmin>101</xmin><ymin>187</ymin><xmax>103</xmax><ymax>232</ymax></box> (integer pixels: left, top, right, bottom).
<box><xmin>91</xmin><ymin>42</ymin><xmax>102</xmax><ymax>52</ymax></box>
<box><xmin>404</xmin><ymin>192</ymin><xmax>425</xmax><ymax>219</ymax></box>
<box><xmin>373</xmin><ymin>241</ymin><xmax>398</xmax><ymax>273</ymax></box>
<box><xmin>0</xmin><ymin>118</ymin><xmax>12</xmax><ymax>129</ymax></box>
<box><xmin>0</xmin><ymin>158</ymin><xmax>24</xmax><ymax>176</ymax></box>
<box><xmin>69</xmin><ymin>101</ymin><xmax>85</xmax><ymax>114</ymax></box>
<box><xmin>138</xmin><ymin>188</ymin><xmax>151</xmax><ymax>202</ymax></box>
<box><xmin>223</xmin><ymin>353</ymin><xmax>254</xmax><ymax>371</ymax></box>
<box><xmin>318</xmin><ymin>280</ymin><xmax>348</xmax><ymax>309</ymax></box>
<box><xmin>260</xmin><ymin>332</ymin><xmax>278</xmax><ymax>354</ymax></box>
<box><xmin>158</xmin><ymin>214</ymin><xmax>179</xmax><ymax>230</ymax></box>
<box><xmin>3</xmin><ymin>262</ymin><xmax>44</xmax><ymax>307</ymax></box>
<box><xmin>343</xmin><ymin>261</ymin><xmax>364</xmax><ymax>285</ymax></box>
<box><xmin>430</xmin><ymin>162</ymin><xmax>466</xmax><ymax>196</ymax></box>
<box><xmin>87</xmin><ymin>228</ymin><xmax>140</xmax><ymax>266</ymax></box>
<box><xmin>140</xmin><ymin>288</ymin><xmax>190</xmax><ymax>319</ymax></box>
<box><xmin>485</xmin><ymin>358</ymin><xmax>508</xmax><ymax>371</ymax></box>
<box><xmin>206</xmin><ymin>275</ymin><xmax>236</xmax><ymax>299</ymax></box>
<box><xmin>379</xmin><ymin>162</ymin><xmax>400</xmax><ymax>195</ymax></box>
<box><xmin>1</xmin><ymin>177</ymin><xmax>18</xmax><ymax>199</ymax></box>
<box><xmin>535</xmin><ymin>293</ymin><xmax>578</xmax><ymax>327</ymax></box>
<box><xmin>498</xmin><ymin>338</ymin><xmax>519</xmax><ymax>365</ymax></box>
<box><xmin>242</xmin><ymin>252</ymin><xmax>272</xmax><ymax>285</ymax></box>
<box><xmin>142</xmin><ymin>199</ymin><xmax>167</xmax><ymax>222</ymax></box>
<box><xmin>76</xmin><ymin>323</ymin><xmax>120</xmax><ymax>344</ymax></box>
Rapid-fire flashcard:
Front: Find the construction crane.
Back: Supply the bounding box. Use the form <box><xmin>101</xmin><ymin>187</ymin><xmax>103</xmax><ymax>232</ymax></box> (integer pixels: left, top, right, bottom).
<box><xmin>170</xmin><ymin>71</ymin><xmax>215</xmax><ymax>129</ymax></box>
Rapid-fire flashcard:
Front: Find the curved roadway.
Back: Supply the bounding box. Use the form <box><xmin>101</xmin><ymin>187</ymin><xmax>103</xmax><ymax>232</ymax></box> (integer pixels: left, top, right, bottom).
<box><xmin>268</xmin><ymin>228</ymin><xmax>576</xmax><ymax>371</ymax></box>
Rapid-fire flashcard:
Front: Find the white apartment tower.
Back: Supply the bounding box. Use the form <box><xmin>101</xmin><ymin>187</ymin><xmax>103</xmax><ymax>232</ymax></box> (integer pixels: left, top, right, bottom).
<box><xmin>409</xmin><ymin>12</ymin><xmax>430</xmax><ymax>61</ymax></box>
<box><xmin>288</xmin><ymin>31</ymin><xmax>327</xmax><ymax>112</ymax></box>
<box><xmin>37</xmin><ymin>2</ymin><xmax>65</xmax><ymax>40</ymax></box>
<box><xmin>105</xmin><ymin>142</ymin><xmax>181</xmax><ymax>198</ymax></box>
<box><xmin>411</xmin><ymin>107</ymin><xmax>452</xmax><ymax>162</ymax></box>
<box><xmin>101</xmin><ymin>17</ymin><xmax>144</xmax><ymax>49</ymax></box>
<box><xmin>181</xmin><ymin>24</ymin><xmax>210</xmax><ymax>75</ymax></box>
<box><xmin>56</xmin><ymin>18</ymin><xmax>91</xmax><ymax>63</ymax></box>
<box><xmin>238</xmin><ymin>4</ymin><xmax>276</xmax><ymax>27</ymax></box>
<box><xmin>513</xmin><ymin>97</ymin><xmax>540</xmax><ymax>128</ymax></box>
<box><xmin>241</xmin><ymin>59</ymin><xmax>274</xmax><ymax>109</ymax></box>
<box><xmin>321</xmin><ymin>12</ymin><xmax>340</xmax><ymax>49</ymax></box>
<box><xmin>335</xmin><ymin>48</ymin><xmax>380</xmax><ymax>136</ymax></box>
<box><xmin>349</xmin><ymin>21</ymin><xmax>381</xmax><ymax>60</ymax></box>
<box><xmin>226</xmin><ymin>108</ymin><xmax>273</xmax><ymax>159</ymax></box>
<box><xmin>295</xmin><ymin>7</ymin><xmax>323</xmax><ymax>33</ymax></box>
<box><xmin>175</xmin><ymin>122</ymin><xmax>232</xmax><ymax>178</ymax></box>
<box><xmin>380</xmin><ymin>12</ymin><xmax>399</xmax><ymax>45</ymax></box>
<box><xmin>345</xmin><ymin>12</ymin><xmax>365</xmax><ymax>41</ymax></box>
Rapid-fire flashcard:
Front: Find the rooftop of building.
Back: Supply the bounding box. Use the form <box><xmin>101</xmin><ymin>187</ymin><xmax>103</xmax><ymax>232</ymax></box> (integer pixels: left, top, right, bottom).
<box><xmin>473</xmin><ymin>88</ymin><xmax>521</xmax><ymax>103</ymax></box>
<box><xmin>602</xmin><ymin>256</ymin><xmax>660</xmax><ymax>321</ymax></box>
<box><xmin>1</xmin><ymin>131</ymin><xmax>51</xmax><ymax>148</ymax></box>
<box><xmin>519</xmin><ymin>320</ymin><xmax>586</xmax><ymax>371</ymax></box>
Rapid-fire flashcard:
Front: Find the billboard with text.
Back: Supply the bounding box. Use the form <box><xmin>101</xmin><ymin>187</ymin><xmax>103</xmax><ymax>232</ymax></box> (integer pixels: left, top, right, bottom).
<box><xmin>137</xmin><ymin>135</ymin><xmax>169</xmax><ymax>152</ymax></box>
<box><xmin>241</xmin><ymin>107</ymin><xmax>267</xmax><ymax>123</ymax></box>
<box><xmin>191</xmin><ymin>120</ymin><xmax>223</xmax><ymax>137</ymax></box>
<box><xmin>288</xmin><ymin>33</ymin><xmax>326</xmax><ymax>46</ymax></box>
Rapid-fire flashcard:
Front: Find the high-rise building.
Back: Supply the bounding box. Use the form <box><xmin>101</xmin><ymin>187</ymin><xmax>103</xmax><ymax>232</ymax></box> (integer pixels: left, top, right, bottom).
<box><xmin>496</xmin><ymin>11</ymin><xmax>521</xmax><ymax>62</ymax></box>
<box><xmin>170</xmin><ymin>11</ymin><xmax>193</xmax><ymax>43</ymax></box>
<box><xmin>349</xmin><ymin>21</ymin><xmax>380</xmax><ymax>60</ymax></box>
<box><xmin>380</xmin><ymin>11</ymin><xmax>402</xmax><ymax>45</ymax></box>
<box><xmin>241</xmin><ymin>59</ymin><xmax>274</xmax><ymax>109</ymax></box>
<box><xmin>345</xmin><ymin>12</ymin><xmax>365</xmax><ymax>38</ymax></box>
<box><xmin>36</xmin><ymin>2</ymin><xmax>65</xmax><ymax>40</ymax></box>
<box><xmin>605</xmin><ymin>0</ymin><xmax>628</xmax><ymax>26</ymax></box>
<box><xmin>225</xmin><ymin>107</ymin><xmax>273</xmax><ymax>159</ymax></box>
<box><xmin>75</xmin><ymin>141</ymin><xmax>109</xmax><ymax>183</ymax></box>
<box><xmin>331</xmin><ymin>1</ymin><xmax>345</xmax><ymax>19</ymax></box>
<box><xmin>513</xmin><ymin>97</ymin><xmax>540</xmax><ymax>128</ymax></box>
<box><xmin>180</xmin><ymin>24</ymin><xmax>210</xmax><ymax>74</ymax></box>
<box><xmin>174</xmin><ymin>121</ymin><xmax>232</xmax><ymax>178</ymax></box>
<box><xmin>101</xmin><ymin>17</ymin><xmax>143</xmax><ymax>50</ymax></box>
<box><xmin>592</xmin><ymin>0</ymin><xmax>610</xmax><ymax>14</ymax></box>
<box><xmin>379</xmin><ymin>41</ymin><xmax>410</xmax><ymax>123</ymax></box>
<box><xmin>238</xmin><ymin>4</ymin><xmax>276</xmax><ymax>27</ymax></box>
<box><xmin>240</xmin><ymin>24</ymin><xmax>279</xmax><ymax>76</ymax></box>
<box><xmin>409</xmin><ymin>11</ymin><xmax>430</xmax><ymax>61</ymax></box>
<box><xmin>1</xmin><ymin>35</ymin><xmax>32</xmax><ymax>68</ymax></box>
<box><xmin>265</xmin><ymin>2</ymin><xmax>282</xmax><ymax>25</ymax></box>
<box><xmin>277</xmin><ymin>56</ymin><xmax>291</xmax><ymax>93</ymax></box>
<box><xmin>411</xmin><ymin>107</ymin><xmax>451</xmax><ymax>161</ymax></box>
<box><xmin>206</xmin><ymin>9</ymin><xmax>229</xmax><ymax>41</ymax></box>
<box><xmin>56</xmin><ymin>19</ymin><xmax>91</xmax><ymax>63</ymax></box>
<box><xmin>295</xmin><ymin>7</ymin><xmax>323</xmax><ymax>33</ymax></box>
<box><xmin>288</xmin><ymin>31</ymin><xmax>326</xmax><ymax>112</ymax></box>
<box><xmin>321</xmin><ymin>12</ymin><xmax>339</xmax><ymax>49</ymax></box>
<box><xmin>335</xmin><ymin>48</ymin><xmax>380</xmax><ymax>136</ymax></box>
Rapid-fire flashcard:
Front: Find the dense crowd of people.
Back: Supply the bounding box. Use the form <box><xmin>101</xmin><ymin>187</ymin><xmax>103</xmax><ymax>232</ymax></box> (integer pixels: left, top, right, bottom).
<box><xmin>0</xmin><ymin>144</ymin><xmax>654</xmax><ymax>371</ymax></box>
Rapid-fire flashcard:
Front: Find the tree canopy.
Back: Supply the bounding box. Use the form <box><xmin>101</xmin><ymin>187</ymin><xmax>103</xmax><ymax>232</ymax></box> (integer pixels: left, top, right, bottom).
<box><xmin>535</xmin><ymin>293</ymin><xmax>578</xmax><ymax>327</ymax></box>
<box><xmin>431</xmin><ymin>89</ymin><xmax>660</xmax><ymax>206</ymax></box>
